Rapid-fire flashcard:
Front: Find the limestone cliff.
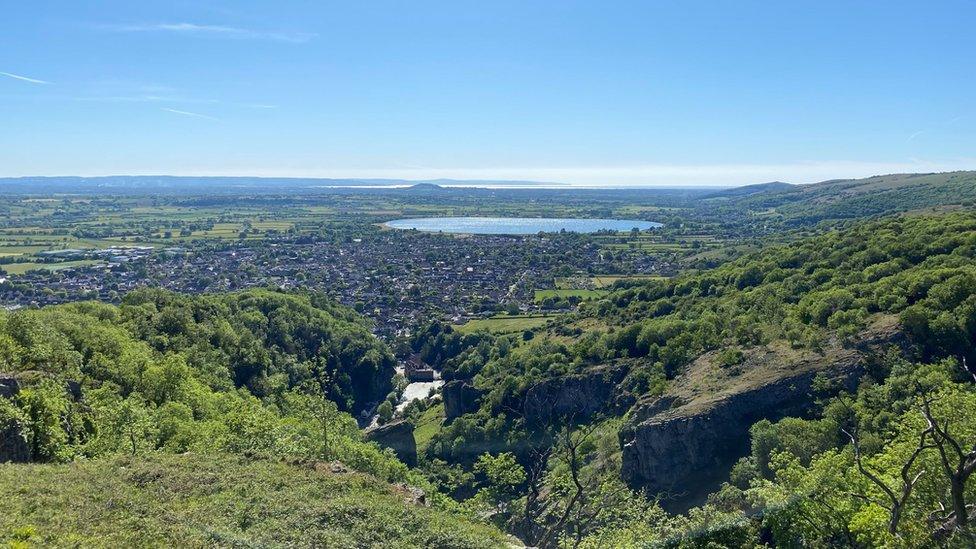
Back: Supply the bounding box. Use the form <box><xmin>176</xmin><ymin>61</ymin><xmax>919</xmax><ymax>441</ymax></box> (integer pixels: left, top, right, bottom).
<box><xmin>619</xmin><ymin>317</ymin><xmax>906</xmax><ymax>506</ymax></box>
<box><xmin>365</xmin><ymin>419</ymin><xmax>418</xmax><ymax>467</ymax></box>
<box><xmin>0</xmin><ymin>374</ymin><xmax>29</xmax><ymax>463</ymax></box>
<box><xmin>442</xmin><ymin>380</ymin><xmax>482</xmax><ymax>421</ymax></box>
<box><xmin>523</xmin><ymin>363</ymin><xmax>629</xmax><ymax>426</ymax></box>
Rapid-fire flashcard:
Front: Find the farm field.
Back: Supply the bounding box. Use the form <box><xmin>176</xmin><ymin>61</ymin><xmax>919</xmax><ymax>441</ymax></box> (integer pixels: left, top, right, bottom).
<box><xmin>2</xmin><ymin>260</ymin><xmax>105</xmax><ymax>275</ymax></box>
<box><xmin>588</xmin><ymin>274</ymin><xmax>667</xmax><ymax>287</ymax></box>
<box><xmin>534</xmin><ymin>289</ymin><xmax>607</xmax><ymax>302</ymax></box>
<box><xmin>456</xmin><ymin>314</ymin><xmax>554</xmax><ymax>334</ymax></box>
<box><xmin>554</xmin><ymin>274</ymin><xmax>668</xmax><ymax>289</ymax></box>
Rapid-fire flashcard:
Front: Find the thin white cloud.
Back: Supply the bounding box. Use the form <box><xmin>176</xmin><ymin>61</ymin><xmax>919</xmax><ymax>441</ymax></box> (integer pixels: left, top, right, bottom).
<box><xmin>162</xmin><ymin>108</ymin><xmax>219</xmax><ymax>121</ymax></box>
<box><xmin>76</xmin><ymin>94</ymin><xmax>274</xmax><ymax>110</ymax></box>
<box><xmin>0</xmin><ymin>71</ymin><xmax>49</xmax><ymax>84</ymax></box>
<box><xmin>102</xmin><ymin>22</ymin><xmax>316</xmax><ymax>43</ymax></box>
<box><xmin>907</xmin><ymin>130</ymin><xmax>926</xmax><ymax>142</ymax></box>
<box><xmin>77</xmin><ymin>94</ymin><xmax>220</xmax><ymax>104</ymax></box>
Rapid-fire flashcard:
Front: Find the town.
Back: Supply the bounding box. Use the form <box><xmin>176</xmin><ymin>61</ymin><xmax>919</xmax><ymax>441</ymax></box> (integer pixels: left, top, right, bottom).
<box><xmin>0</xmin><ymin>226</ymin><xmax>678</xmax><ymax>339</ymax></box>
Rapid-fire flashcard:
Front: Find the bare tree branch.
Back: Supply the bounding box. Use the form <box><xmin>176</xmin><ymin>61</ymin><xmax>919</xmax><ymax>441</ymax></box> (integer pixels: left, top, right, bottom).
<box><xmin>843</xmin><ymin>423</ymin><xmax>933</xmax><ymax>536</ymax></box>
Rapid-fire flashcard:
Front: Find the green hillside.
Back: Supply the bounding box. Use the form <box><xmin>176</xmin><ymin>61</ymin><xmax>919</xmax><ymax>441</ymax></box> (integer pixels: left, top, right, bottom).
<box><xmin>0</xmin><ymin>453</ymin><xmax>508</xmax><ymax>548</ymax></box>
<box><xmin>410</xmin><ymin>209</ymin><xmax>976</xmax><ymax>546</ymax></box>
<box><xmin>705</xmin><ymin>171</ymin><xmax>976</xmax><ymax>227</ymax></box>
<box><xmin>0</xmin><ymin>289</ymin><xmax>510</xmax><ymax>546</ymax></box>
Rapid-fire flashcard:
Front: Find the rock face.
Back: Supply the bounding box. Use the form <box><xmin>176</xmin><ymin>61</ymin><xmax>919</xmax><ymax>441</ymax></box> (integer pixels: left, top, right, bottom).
<box><xmin>0</xmin><ymin>374</ymin><xmax>29</xmax><ymax>463</ymax></box>
<box><xmin>620</xmin><ymin>361</ymin><xmax>862</xmax><ymax>497</ymax></box>
<box><xmin>365</xmin><ymin>420</ymin><xmax>417</xmax><ymax>467</ymax></box>
<box><xmin>619</xmin><ymin>319</ymin><xmax>904</xmax><ymax>504</ymax></box>
<box><xmin>0</xmin><ymin>375</ymin><xmax>20</xmax><ymax>399</ymax></box>
<box><xmin>523</xmin><ymin>363</ymin><xmax>629</xmax><ymax>426</ymax></box>
<box><xmin>0</xmin><ymin>422</ymin><xmax>29</xmax><ymax>464</ymax></box>
<box><xmin>442</xmin><ymin>380</ymin><xmax>482</xmax><ymax>421</ymax></box>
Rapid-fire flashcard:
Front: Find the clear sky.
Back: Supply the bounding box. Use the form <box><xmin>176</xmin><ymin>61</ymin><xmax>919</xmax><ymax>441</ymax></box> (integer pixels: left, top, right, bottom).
<box><xmin>1</xmin><ymin>1</ymin><xmax>973</xmax><ymax>186</ymax></box>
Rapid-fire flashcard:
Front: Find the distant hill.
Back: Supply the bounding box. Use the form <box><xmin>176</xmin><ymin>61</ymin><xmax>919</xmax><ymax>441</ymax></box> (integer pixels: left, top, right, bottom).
<box><xmin>712</xmin><ymin>170</ymin><xmax>976</xmax><ymax>225</ymax></box>
<box><xmin>701</xmin><ymin>181</ymin><xmax>795</xmax><ymax>199</ymax></box>
<box><xmin>404</xmin><ymin>182</ymin><xmax>446</xmax><ymax>192</ymax></box>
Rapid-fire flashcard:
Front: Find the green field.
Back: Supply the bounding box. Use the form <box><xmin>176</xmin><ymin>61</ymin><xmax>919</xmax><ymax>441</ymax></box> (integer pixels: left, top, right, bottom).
<box><xmin>603</xmin><ymin>242</ymin><xmax>689</xmax><ymax>251</ymax></box>
<box><xmin>2</xmin><ymin>260</ymin><xmax>105</xmax><ymax>275</ymax></box>
<box><xmin>588</xmin><ymin>274</ymin><xmax>667</xmax><ymax>287</ymax></box>
<box><xmin>0</xmin><ymin>245</ymin><xmax>48</xmax><ymax>257</ymax></box>
<box><xmin>555</xmin><ymin>274</ymin><xmax>667</xmax><ymax>289</ymax></box>
<box><xmin>457</xmin><ymin>314</ymin><xmax>554</xmax><ymax>334</ymax></box>
<box><xmin>534</xmin><ymin>289</ymin><xmax>607</xmax><ymax>302</ymax></box>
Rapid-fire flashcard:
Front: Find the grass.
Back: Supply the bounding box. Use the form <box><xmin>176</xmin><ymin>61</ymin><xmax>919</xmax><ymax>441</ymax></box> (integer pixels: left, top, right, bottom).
<box><xmin>588</xmin><ymin>275</ymin><xmax>667</xmax><ymax>288</ymax></box>
<box><xmin>414</xmin><ymin>402</ymin><xmax>446</xmax><ymax>453</ymax></box>
<box><xmin>603</xmin><ymin>242</ymin><xmax>689</xmax><ymax>251</ymax></box>
<box><xmin>534</xmin><ymin>289</ymin><xmax>607</xmax><ymax>302</ymax></box>
<box><xmin>2</xmin><ymin>260</ymin><xmax>104</xmax><ymax>275</ymax></box>
<box><xmin>554</xmin><ymin>275</ymin><xmax>667</xmax><ymax>289</ymax></box>
<box><xmin>0</xmin><ymin>453</ymin><xmax>509</xmax><ymax>548</ymax></box>
<box><xmin>0</xmin><ymin>246</ymin><xmax>49</xmax><ymax>258</ymax></box>
<box><xmin>457</xmin><ymin>314</ymin><xmax>554</xmax><ymax>334</ymax></box>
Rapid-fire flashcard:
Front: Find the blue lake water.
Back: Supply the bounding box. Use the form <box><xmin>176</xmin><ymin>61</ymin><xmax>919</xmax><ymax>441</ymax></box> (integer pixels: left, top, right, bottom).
<box><xmin>384</xmin><ymin>217</ymin><xmax>661</xmax><ymax>235</ymax></box>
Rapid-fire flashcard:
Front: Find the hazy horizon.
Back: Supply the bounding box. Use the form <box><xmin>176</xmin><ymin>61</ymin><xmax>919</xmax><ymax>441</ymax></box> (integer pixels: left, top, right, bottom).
<box><xmin>2</xmin><ymin>166</ymin><xmax>975</xmax><ymax>190</ymax></box>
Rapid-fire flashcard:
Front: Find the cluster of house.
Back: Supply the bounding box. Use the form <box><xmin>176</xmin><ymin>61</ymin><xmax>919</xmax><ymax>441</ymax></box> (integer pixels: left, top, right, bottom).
<box><xmin>0</xmin><ymin>230</ymin><xmax>672</xmax><ymax>338</ymax></box>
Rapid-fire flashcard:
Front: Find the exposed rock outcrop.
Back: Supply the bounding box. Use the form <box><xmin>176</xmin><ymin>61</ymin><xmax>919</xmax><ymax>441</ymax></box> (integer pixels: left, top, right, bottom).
<box><xmin>621</xmin><ymin>359</ymin><xmax>862</xmax><ymax>497</ymax></box>
<box><xmin>0</xmin><ymin>423</ymin><xmax>29</xmax><ymax>464</ymax></box>
<box><xmin>523</xmin><ymin>363</ymin><xmax>629</xmax><ymax>426</ymax></box>
<box><xmin>393</xmin><ymin>482</ymin><xmax>428</xmax><ymax>506</ymax></box>
<box><xmin>365</xmin><ymin>420</ymin><xmax>417</xmax><ymax>467</ymax></box>
<box><xmin>0</xmin><ymin>375</ymin><xmax>20</xmax><ymax>399</ymax></box>
<box><xmin>620</xmin><ymin>318</ymin><xmax>905</xmax><ymax>506</ymax></box>
<box><xmin>0</xmin><ymin>374</ymin><xmax>29</xmax><ymax>463</ymax></box>
<box><xmin>442</xmin><ymin>380</ymin><xmax>482</xmax><ymax>421</ymax></box>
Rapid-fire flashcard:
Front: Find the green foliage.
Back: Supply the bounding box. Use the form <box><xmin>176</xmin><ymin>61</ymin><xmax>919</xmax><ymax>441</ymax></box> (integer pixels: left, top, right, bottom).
<box><xmin>422</xmin><ymin>212</ymin><xmax>976</xmax><ymax>547</ymax></box>
<box><xmin>475</xmin><ymin>452</ymin><xmax>526</xmax><ymax>500</ymax></box>
<box><xmin>119</xmin><ymin>288</ymin><xmax>396</xmax><ymax>410</ymax></box>
<box><xmin>579</xmin><ymin>211</ymin><xmax>976</xmax><ymax>375</ymax></box>
<box><xmin>0</xmin><ymin>289</ymin><xmax>513</xmax><ymax>544</ymax></box>
<box><xmin>716</xmin><ymin>347</ymin><xmax>744</xmax><ymax>368</ymax></box>
<box><xmin>750</xmin><ymin>417</ymin><xmax>838</xmax><ymax>478</ymax></box>
<box><xmin>0</xmin><ymin>290</ymin><xmax>410</xmax><ymax>483</ymax></box>
<box><xmin>747</xmin><ymin>358</ymin><xmax>976</xmax><ymax>547</ymax></box>
<box><xmin>376</xmin><ymin>401</ymin><xmax>393</xmax><ymax>425</ymax></box>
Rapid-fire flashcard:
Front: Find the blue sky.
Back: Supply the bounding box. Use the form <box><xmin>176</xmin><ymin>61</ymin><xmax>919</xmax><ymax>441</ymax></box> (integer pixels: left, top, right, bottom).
<box><xmin>1</xmin><ymin>1</ymin><xmax>973</xmax><ymax>186</ymax></box>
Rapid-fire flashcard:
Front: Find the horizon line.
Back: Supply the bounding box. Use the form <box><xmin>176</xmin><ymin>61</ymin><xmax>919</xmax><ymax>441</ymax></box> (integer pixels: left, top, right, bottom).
<box><xmin>0</xmin><ymin>160</ymin><xmax>973</xmax><ymax>187</ymax></box>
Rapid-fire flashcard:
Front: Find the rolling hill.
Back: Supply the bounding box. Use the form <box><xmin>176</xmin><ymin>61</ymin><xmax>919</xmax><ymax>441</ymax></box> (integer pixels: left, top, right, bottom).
<box><xmin>710</xmin><ymin>171</ymin><xmax>976</xmax><ymax>225</ymax></box>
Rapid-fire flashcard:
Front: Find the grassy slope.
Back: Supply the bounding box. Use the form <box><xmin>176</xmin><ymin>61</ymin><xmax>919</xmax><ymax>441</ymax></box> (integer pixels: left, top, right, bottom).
<box><xmin>457</xmin><ymin>314</ymin><xmax>553</xmax><ymax>334</ymax></box>
<box><xmin>734</xmin><ymin>171</ymin><xmax>976</xmax><ymax>223</ymax></box>
<box><xmin>533</xmin><ymin>289</ymin><xmax>607</xmax><ymax>301</ymax></box>
<box><xmin>414</xmin><ymin>402</ymin><xmax>447</xmax><ymax>453</ymax></box>
<box><xmin>0</xmin><ymin>453</ymin><xmax>509</xmax><ymax>549</ymax></box>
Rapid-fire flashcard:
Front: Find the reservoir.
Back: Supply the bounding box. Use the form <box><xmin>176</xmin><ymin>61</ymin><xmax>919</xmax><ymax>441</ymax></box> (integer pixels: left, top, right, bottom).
<box><xmin>384</xmin><ymin>217</ymin><xmax>661</xmax><ymax>235</ymax></box>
